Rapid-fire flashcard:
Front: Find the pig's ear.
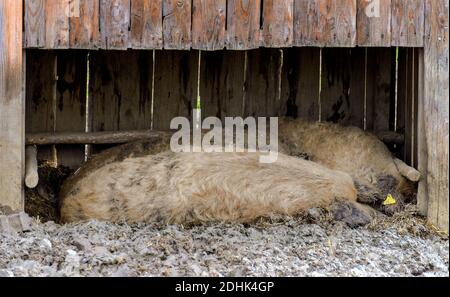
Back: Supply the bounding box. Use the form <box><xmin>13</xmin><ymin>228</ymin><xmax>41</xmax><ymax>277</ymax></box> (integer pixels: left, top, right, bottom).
<box><xmin>393</xmin><ymin>158</ymin><xmax>421</xmax><ymax>182</ymax></box>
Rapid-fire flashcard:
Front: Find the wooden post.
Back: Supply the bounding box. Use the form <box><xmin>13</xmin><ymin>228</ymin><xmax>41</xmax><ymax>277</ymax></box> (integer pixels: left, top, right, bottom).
<box><xmin>421</xmin><ymin>0</ymin><xmax>449</xmax><ymax>233</ymax></box>
<box><xmin>0</xmin><ymin>0</ymin><xmax>24</xmax><ymax>215</ymax></box>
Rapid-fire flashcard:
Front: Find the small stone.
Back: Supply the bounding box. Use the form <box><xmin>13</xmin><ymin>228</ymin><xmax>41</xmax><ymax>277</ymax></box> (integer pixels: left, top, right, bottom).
<box><xmin>0</xmin><ymin>269</ymin><xmax>14</xmax><ymax>277</ymax></box>
<box><xmin>72</xmin><ymin>238</ymin><xmax>92</xmax><ymax>251</ymax></box>
<box><xmin>39</xmin><ymin>238</ymin><xmax>52</xmax><ymax>251</ymax></box>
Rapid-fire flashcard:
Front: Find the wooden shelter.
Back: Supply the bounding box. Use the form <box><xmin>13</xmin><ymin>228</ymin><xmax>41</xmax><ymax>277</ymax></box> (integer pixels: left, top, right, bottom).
<box><xmin>0</xmin><ymin>0</ymin><xmax>448</xmax><ymax>232</ymax></box>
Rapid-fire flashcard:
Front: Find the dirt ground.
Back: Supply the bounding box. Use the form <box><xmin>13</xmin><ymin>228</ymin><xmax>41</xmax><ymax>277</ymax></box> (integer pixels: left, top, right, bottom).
<box><xmin>1</xmin><ymin>164</ymin><xmax>447</xmax><ymax>277</ymax></box>
<box><xmin>0</xmin><ymin>206</ymin><xmax>448</xmax><ymax>277</ymax></box>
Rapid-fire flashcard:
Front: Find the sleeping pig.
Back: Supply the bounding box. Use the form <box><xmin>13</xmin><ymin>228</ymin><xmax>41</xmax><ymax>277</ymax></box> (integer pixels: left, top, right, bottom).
<box><xmin>59</xmin><ymin>138</ymin><xmax>375</xmax><ymax>227</ymax></box>
<box><xmin>278</xmin><ymin>118</ymin><xmax>421</xmax><ymax>214</ymax></box>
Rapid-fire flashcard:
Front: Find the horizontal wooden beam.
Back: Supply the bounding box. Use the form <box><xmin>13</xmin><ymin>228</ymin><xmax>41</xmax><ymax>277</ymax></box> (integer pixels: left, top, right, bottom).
<box><xmin>26</xmin><ymin>130</ymin><xmax>171</xmax><ymax>145</ymax></box>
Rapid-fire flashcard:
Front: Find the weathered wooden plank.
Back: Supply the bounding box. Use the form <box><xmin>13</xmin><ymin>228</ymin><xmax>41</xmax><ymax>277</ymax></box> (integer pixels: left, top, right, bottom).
<box><xmin>356</xmin><ymin>0</ymin><xmax>391</xmax><ymax>46</ymax></box>
<box><xmin>162</xmin><ymin>0</ymin><xmax>191</xmax><ymax>50</ymax></box>
<box><xmin>320</xmin><ymin>48</ymin><xmax>352</xmax><ymax>123</ymax></box>
<box><xmin>153</xmin><ymin>50</ymin><xmax>196</xmax><ymax>129</ymax></box>
<box><xmin>365</xmin><ymin>48</ymin><xmax>393</xmax><ymax>132</ymax></box>
<box><xmin>348</xmin><ymin>47</ymin><xmax>367</xmax><ymax>128</ymax></box>
<box><xmin>24</xmin><ymin>0</ymin><xmax>46</xmax><ymax>48</ymax></box>
<box><xmin>199</xmin><ymin>51</ymin><xmax>246</xmax><ymax>119</ymax></box>
<box><xmin>101</xmin><ymin>0</ymin><xmax>131</xmax><ymax>49</ymax></box>
<box><xmin>262</xmin><ymin>0</ymin><xmax>294</xmax><ymax>47</ymax></box>
<box><xmin>45</xmin><ymin>0</ymin><xmax>70</xmax><ymax>49</ymax></box>
<box><xmin>192</xmin><ymin>0</ymin><xmax>226</xmax><ymax>50</ymax></box>
<box><xmin>70</xmin><ymin>0</ymin><xmax>101</xmax><ymax>49</ymax></box>
<box><xmin>391</xmin><ymin>0</ymin><xmax>425</xmax><ymax>47</ymax></box>
<box><xmin>54</xmin><ymin>51</ymin><xmax>88</xmax><ymax>168</ymax></box>
<box><xmin>244</xmin><ymin>49</ymin><xmax>283</xmax><ymax>117</ymax></box>
<box><xmin>293</xmin><ymin>0</ymin><xmax>326</xmax><ymax>46</ymax></box>
<box><xmin>281</xmin><ymin>47</ymin><xmax>320</xmax><ymax>120</ymax></box>
<box><xmin>90</xmin><ymin>51</ymin><xmax>154</xmax><ymax>132</ymax></box>
<box><xmin>416</xmin><ymin>48</ymin><xmax>428</xmax><ymax>216</ymax></box>
<box><xmin>25</xmin><ymin>50</ymin><xmax>57</xmax><ymax>162</ymax></box>
<box><xmin>0</xmin><ymin>0</ymin><xmax>24</xmax><ymax>213</ymax></box>
<box><xmin>396</xmin><ymin>47</ymin><xmax>408</xmax><ymax>160</ymax></box>
<box><xmin>131</xmin><ymin>0</ymin><xmax>163</xmax><ymax>49</ymax></box>
<box><xmin>325</xmin><ymin>0</ymin><xmax>357</xmax><ymax>46</ymax></box>
<box><xmin>423</xmin><ymin>0</ymin><xmax>449</xmax><ymax>232</ymax></box>
<box><xmin>294</xmin><ymin>0</ymin><xmax>356</xmax><ymax>47</ymax></box>
<box><xmin>226</xmin><ymin>0</ymin><xmax>261</xmax><ymax>50</ymax></box>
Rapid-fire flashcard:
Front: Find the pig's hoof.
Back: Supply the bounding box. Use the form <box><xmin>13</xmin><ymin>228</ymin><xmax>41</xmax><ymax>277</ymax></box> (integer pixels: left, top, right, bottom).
<box><xmin>331</xmin><ymin>202</ymin><xmax>373</xmax><ymax>228</ymax></box>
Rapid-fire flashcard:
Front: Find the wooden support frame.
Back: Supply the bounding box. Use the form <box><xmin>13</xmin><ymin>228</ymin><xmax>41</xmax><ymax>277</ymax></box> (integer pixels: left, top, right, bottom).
<box><xmin>2</xmin><ymin>0</ymin><xmax>449</xmax><ymax>234</ymax></box>
<box><xmin>0</xmin><ymin>0</ymin><xmax>25</xmax><ymax>216</ymax></box>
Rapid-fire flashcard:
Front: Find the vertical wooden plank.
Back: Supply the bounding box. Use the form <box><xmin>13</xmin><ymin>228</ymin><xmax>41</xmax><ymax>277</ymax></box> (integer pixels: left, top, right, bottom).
<box><xmin>281</xmin><ymin>47</ymin><xmax>320</xmax><ymax>121</ymax></box>
<box><xmin>24</xmin><ymin>0</ymin><xmax>46</xmax><ymax>48</ymax></box>
<box><xmin>226</xmin><ymin>0</ymin><xmax>261</xmax><ymax>50</ymax></box>
<box><xmin>356</xmin><ymin>0</ymin><xmax>391</xmax><ymax>46</ymax></box>
<box><xmin>90</xmin><ymin>51</ymin><xmax>153</xmax><ymax>132</ymax></box>
<box><xmin>320</xmin><ymin>48</ymin><xmax>352</xmax><ymax>123</ymax></box>
<box><xmin>391</xmin><ymin>0</ymin><xmax>425</xmax><ymax>47</ymax></box>
<box><xmin>0</xmin><ymin>0</ymin><xmax>24</xmax><ymax>213</ymax></box>
<box><xmin>416</xmin><ymin>48</ymin><xmax>428</xmax><ymax>216</ymax></box>
<box><xmin>262</xmin><ymin>0</ymin><xmax>294</xmax><ymax>47</ymax></box>
<box><xmin>294</xmin><ymin>0</ymin><xmax>356</xmax><ymax>47</ymax></box>
<box><xmin>101</xmin><ymin>0</ymin><xmax>131</xmax><ymax>49</ymax></box>
<box><xmin>192</xmin><ymin>0</ymin><xmax>226</xmax><ymax>50</ymax></box>
<box><xmin>25</xmin><ymin>50</ymin><xmax>57</xmax><ymax>162</ymax></box>
<box><xmin>396</xmin><ymin>47</ymin><xmax>408</xmax><ymax>160</ymax></box>
<box><xmin>70</xmin><ymin>0</ymin><xmax>101</xmax><ymax>49</ymax></box>
<box><xmin>54</xmin><ymin>51</ymin><xmax>87</xmax><ymax>168</ymax></box>
<box><xmin>325</xmin><ymin>0</ymin><xmax>357</xmax><ymax>46</ymax></box>
<box><xmin>153</xmin><ymin>50</ymin><xmax>196</xmax><ymax>129</ymax></box>
<box><xmin>244</xmin><ymin>49</ymin><xmax>283</xmax><ymax>117</ymax></box>
<box><xmin>45</xmin><ymin>0</ymin><xmax>70</xmax><ymax>49</ymax></box>
<box><xmin>294</xmin><ymin>0</ymin><xmax>327</xmax><ymax>46</ymax></box>
<box><xmin>321</xmin><ymin>48</ymin><xmax>366</xmax><ymax>127</ymax></box>
<box><xmin>423</xmin><ymin>0</ymin><xmax>449</xmax><ymax>232</ymax></box>
<box><xmin>162</xmin><ymin>0</ymin><xmax>192</xmax><ymax>50</ymax></box>
<box><xmin>348</xmin><ymin>47</ymin><xmax>367</xmax><ymax>128</ymax></box>
<box><xmin>200</xmin><ymin>51</ymin><xmax>246</xmax><ymax>119</ymax></box>
<box><xmin>130</xmin><ymin>0</ymin><xmax>163</xmax><ymax>49</ymax></box>
<box><xmin>365</xmin><ymin>48</ymin><xmax>393</xmax><ymax>132</ymax></box>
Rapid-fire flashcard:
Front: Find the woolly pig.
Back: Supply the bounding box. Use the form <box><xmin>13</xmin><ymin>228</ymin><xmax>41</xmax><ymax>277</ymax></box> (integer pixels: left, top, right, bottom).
<box><xmin>278</xmin><ymin>118</ymin><xmax>420</xmax><ymax>213</ymax></box>
<box><xmin>60</xmin><ymin>139</ymin><xmax>374</xmax><ymax>226</ymax></box>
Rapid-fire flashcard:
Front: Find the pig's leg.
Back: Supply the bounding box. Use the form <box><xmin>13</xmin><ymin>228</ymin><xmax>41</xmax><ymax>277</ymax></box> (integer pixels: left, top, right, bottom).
<box><xmin>331</xmin><ymin>201</ymin><xmax>376</xmax><ymax>228</ymax></box>
<box><xmin>394</xmin><ymin>158</ymin><xmax>421</xmax><ymax>182</ymax></box>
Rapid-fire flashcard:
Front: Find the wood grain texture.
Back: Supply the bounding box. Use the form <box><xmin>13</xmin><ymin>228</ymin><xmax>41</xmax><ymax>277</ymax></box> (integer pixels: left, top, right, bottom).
<box><xmin>54</xmin><ymin>51</ymin><xmax>88</xmax><ymax>168</ymax></box>
<box><xmin>422</xmin><ymin>0</ymin><xmax>449</xmax><ymax>232</ymax></box>
<box><xmin>262</xmin><ymin>0</ymin><xmax>294</xmax><ymax>47</ymax></box>
<box><xmin>162</xmin><ymin>0</ymin><xmax>192</xmax><ymax>49</ymax></box>
<box><xmin>101</xmin><ymin>0</ymin><xmax>131</xmax><ymax>49</ymax></box>
<box><xmin>357</xmin><ymin>0</ymin><xmax>391</xmax><ymax>46</ymax></box>
<box><xmin>226</xmin><ymin>0</ymin><xmax>261</xmax><ymax>50</ymax></box>
<box><xmin>25</xmin><ymin>51</ymin><xmax>57</xmax><ymax>162</ymax></box>
<box><xmin>244</xmin><ymin>49</ymin><xmax>283</xmax><ymax>117</ymax></box>
<box><xmin>294</xmin><ymin>0</ymin><xmax>356</xmax><ymax>47</ymax></box>
<box><xmin>320</xmin><ymin>48</ymin><xmax>352</xmax><ymax>123</ymax></box>
<box><xmin>90</xmin><ymin>51</ymin><xmax>153</xmax><ymax>132</ymax></box>
<box><xmin>199</xmin><ymin>51</ymin><xmax>246</xmax><ymax>119</ymax></box>
<box><xmin>45</xmin><ymin>0</ymin><xmax>70</xmax><ymax>49</ymax></box>
<box><xmin>70</xmin><ymin>0</ymin><xmax>101</xmax><ymax>49</ymax></box>
<box><xmin>0</xmin><ymin>0</ymin><xmax>24</xmax><ymax>212</ymax></box>
<box><xmin>153</xmin><ymin>50</ymin><xmax>196</xmax><ymax>129</ymax></box>
<box><xmin>391</xmin><ymin>0</ymin><xmax>425</xmax><ymax>47</ymax></box>
<box><xmin>24</xmin><ymin>0</ymin><xmax>46</xmax><ymax>48</ymax></box>
<box><xmin>281</xmin><ymin>47</ymin><xmax>320</xmax><ymax>121</ymax></box>
<box><xmin>131</xmin><ymin>0</ymin><xmax>163</xmax><ymax>49</ymax></box>
<box><xmin>192</xmin><ymin>0</ymin><xmax>226</xmax><ymax>50</ymax></box>
<box><xmin>365</xmin><ymin>48</ymin><xmax>393</xmax><ymax>132</ymax></box>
